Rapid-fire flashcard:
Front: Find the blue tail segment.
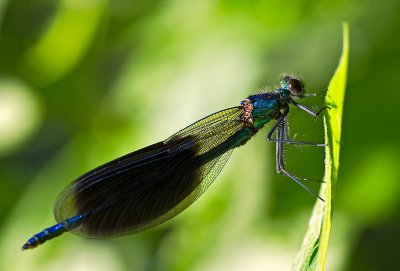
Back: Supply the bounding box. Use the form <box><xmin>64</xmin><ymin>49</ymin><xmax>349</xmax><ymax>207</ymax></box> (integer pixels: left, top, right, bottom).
<box><xmin>21</xmin><ymin>214</ymin><xmax>85</xmax><ymax>250</ymax></box>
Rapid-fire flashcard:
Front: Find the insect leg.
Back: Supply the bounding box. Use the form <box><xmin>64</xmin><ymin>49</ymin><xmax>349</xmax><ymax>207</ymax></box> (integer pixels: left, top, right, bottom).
<box><xmin>266</xmin><ymin>105</ymin><xmax>325</xmax><ymax>147</ymax></box>
<box><xmin>291</xmin><ymin>100</ymin><xmax>328</xmax><ymax>117</ymax></box>
<box><xmin>275</xmin><ymin>119</ymin><xmax>324</xmax><ymax>201</ymax></box>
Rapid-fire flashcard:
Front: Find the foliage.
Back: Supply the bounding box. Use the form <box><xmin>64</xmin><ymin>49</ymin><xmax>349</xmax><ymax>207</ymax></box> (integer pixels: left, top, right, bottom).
<box><xmin>294</xmin><ymin>22</ymin><xmax>349</xmax><ymax>271</ymax></box>
<box><xmin>1</xmin><ymin>1</ymin><xmax>400</xmax><ymax>270</ymax></box>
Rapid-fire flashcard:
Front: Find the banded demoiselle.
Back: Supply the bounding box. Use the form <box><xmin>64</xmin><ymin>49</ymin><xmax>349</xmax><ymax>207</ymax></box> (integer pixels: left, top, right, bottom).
<box><xmin>22</xmin><ymin>75</ymin><xmax>327</xmax><ymax>250</ymax></box>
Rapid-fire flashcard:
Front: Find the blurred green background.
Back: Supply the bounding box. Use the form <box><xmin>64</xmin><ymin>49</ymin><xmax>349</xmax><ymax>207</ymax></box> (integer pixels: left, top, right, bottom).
<box><xmin>0</xmin><ymin>0</ymin><xmax>399</xmax><ymax>270</ymax></box>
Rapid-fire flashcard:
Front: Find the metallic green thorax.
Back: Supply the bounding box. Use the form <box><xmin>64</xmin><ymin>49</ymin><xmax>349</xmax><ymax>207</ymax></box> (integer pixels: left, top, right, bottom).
<box><xmin>248</xmin><ymin>92</ymin><xmax>282</xmax><ymax>130</ymax></box>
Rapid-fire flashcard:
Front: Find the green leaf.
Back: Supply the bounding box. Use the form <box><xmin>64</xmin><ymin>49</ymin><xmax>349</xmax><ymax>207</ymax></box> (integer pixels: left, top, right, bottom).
<box><xmin>293</xmin><ymin>22</ymin><xmax>349</xmax><ymax>271</ymax></box>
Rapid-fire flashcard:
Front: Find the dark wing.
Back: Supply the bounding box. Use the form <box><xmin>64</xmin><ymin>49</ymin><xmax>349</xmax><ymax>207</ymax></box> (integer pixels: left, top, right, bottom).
<box><xmin>53</xmin><ymin>106</ymin><xmax>253</xmax><ymax>237</ymax></box>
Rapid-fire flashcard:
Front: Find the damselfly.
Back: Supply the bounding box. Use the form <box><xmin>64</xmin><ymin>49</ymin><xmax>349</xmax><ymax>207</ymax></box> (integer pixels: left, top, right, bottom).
<box><xmin>22</xmin><ymin>75</ymin><xmax>326</xmax><ymax>250</ymax></box>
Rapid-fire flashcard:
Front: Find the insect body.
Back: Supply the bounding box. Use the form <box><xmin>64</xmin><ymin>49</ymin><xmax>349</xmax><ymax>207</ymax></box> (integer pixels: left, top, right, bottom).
<box><xmin>22</xmin><ymin>75</ymin><xmax>326</xmax><ymax>250</ymax></box>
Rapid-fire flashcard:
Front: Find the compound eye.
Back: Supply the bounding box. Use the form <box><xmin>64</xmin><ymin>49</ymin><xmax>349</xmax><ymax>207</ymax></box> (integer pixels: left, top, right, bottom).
<box><xmin>288</xmin><ymin>78</ymin><xmax>303</xmax><ymax>95</ymax></box>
